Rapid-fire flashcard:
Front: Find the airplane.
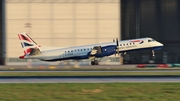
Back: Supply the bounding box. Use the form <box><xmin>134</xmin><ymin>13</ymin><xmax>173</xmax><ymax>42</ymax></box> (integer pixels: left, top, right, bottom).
<box><xmin>18</xmin><ymin>32</ymin><xmax>163</xmax><ymax>65</ymax></box>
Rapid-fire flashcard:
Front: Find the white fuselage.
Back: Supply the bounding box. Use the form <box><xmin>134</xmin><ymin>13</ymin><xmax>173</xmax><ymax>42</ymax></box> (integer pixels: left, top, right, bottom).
<box><xmin>24</xmin><ymin>37</ymin><xmax>163</xmax><ymax>61</ymax></box>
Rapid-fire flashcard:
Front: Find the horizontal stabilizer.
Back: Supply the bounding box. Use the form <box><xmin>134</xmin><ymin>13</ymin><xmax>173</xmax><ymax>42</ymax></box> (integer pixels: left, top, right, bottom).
<box><xmin>28</xmin><ymin>48</ymin><xmax>41</xmax><ymax>56</ymax></box>
<box><xmin>19</xmin><ymin>48</ymin><xmax>41</xmax><ymax>59</ymax></box>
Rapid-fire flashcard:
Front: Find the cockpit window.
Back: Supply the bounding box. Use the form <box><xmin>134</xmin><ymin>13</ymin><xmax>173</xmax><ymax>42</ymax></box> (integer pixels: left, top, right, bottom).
<box><xmin>148</xmin><ymin>39</ymin><xmax>156</xmax><ymax>42</ymax></box>
<box><xmin>152</xmin><ymin>39</ymin><xmax>155</xmax><ymax>41</ymax></box>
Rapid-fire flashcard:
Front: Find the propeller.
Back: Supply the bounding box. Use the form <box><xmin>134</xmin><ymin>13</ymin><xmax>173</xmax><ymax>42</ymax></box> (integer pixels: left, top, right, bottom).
<box><xmin>113</xmin><ymin>38</ymin><xmax>121</xmax><ymax>56</ymax></box>
<box><xmin>116</xmin><ymin>38</ymin><xmax>119</xmax><ymax>47</ymax></box>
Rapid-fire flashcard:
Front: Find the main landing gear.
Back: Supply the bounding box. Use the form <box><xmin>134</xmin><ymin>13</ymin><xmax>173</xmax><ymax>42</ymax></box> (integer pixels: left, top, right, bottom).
<box><xmin>91</xmin><ymin>59</ymin><xmax>99</xmax><ymax>65</ymax></box>
<box><xmin>152</xmin><ymin>50</ymin><xmax>155</xmax><ymax>57</ymax></box>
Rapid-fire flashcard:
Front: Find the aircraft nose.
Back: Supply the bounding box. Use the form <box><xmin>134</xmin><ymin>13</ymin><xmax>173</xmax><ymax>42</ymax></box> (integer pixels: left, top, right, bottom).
<box><xmin>158</xmin><ymin>42</ymin><xmax>163</xmax><ymax>46</ymax></box>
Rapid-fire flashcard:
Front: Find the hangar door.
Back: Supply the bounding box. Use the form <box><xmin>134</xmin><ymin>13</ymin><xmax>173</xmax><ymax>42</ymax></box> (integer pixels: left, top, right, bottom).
<box><xmin>6</xmin><ymin>0</ymin><xmax>120</xmax><ymax>64</ymax></box>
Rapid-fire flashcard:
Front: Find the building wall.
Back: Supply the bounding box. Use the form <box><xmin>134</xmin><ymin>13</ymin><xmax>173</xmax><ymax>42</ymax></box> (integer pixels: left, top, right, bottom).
<box><xmin>121</xmin><ymin>0</ymin><xmax>180</xmax><ymax>64</ymax></box>
<box><xmin>6</xmin><ymin>0</ymin><xmax>120</xmax><ymax>61</ymax></box>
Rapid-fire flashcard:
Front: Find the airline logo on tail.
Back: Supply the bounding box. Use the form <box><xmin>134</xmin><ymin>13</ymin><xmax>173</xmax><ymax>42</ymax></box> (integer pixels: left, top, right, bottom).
<box><xmin>18</xmin><ymin>32</ymin><xmax>41</xmax><ymax>58</ymax></box>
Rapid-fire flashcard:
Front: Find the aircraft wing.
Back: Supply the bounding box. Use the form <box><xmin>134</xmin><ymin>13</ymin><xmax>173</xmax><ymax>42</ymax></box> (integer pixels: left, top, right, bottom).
<box><xmin>89</xmin><ymin>46</ymin><xmax>102</xmax><ymax>56</ymax></box>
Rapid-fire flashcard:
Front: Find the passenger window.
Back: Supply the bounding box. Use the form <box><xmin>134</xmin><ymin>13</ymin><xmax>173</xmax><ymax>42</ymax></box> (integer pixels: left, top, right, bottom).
<box><xmin>148</xmin><ymin>40</ymin><xmax>151</xmax><ymax>42</ymax></box>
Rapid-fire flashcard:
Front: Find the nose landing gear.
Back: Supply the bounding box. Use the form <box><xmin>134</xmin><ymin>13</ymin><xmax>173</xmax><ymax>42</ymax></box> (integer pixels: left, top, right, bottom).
<box><xmin>152</xmin><ymin>50</ymin><xmax>155</xmax><ymax>57</ymax></box>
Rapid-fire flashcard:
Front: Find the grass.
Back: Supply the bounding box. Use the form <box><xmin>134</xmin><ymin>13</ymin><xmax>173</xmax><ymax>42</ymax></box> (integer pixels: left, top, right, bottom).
<box><xmin>0</xmin><ymin>72</ymin><xmax>180</xmax><ymax>76</ymax></box>
<box><xmin>0</xmin><ymin>83</ymin><xmax>180</xmax><ymax>101</ymax></box>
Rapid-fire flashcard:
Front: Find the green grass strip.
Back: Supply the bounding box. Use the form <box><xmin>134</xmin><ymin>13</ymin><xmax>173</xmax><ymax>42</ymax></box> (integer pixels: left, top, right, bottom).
<box><xmin>0</xmin><ymin>83</ymin><xmax>180</xmax><ymax>101</ymax></box>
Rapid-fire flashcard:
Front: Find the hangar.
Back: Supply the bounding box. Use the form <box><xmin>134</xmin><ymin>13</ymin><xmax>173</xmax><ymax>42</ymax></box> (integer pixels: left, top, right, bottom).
<box><xmin>0</xmin><ymin>0</ymin><xmax>180</xmax><ymax>65</ymax></box>
<box><xmin>5</xmin><ymin>0</ymin><xmax>120</xmax><ymax>65</ymax></box>
<box><xmin>121</xmin><ymin>0</ymin><xmax>180</xmax><ymax>64</ymax></box>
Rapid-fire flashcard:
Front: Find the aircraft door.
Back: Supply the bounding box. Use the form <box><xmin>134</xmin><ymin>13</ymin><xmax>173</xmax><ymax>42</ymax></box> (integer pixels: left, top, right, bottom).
<box><xmin>59</xmin><ymin>51</ymin><xmax>64</xmax><ymax>59</ymax></box>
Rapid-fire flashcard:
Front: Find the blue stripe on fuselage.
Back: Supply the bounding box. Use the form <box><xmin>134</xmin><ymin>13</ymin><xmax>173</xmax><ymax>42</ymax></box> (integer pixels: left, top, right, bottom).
<box><xmin>41</xmin><ymin>45</ymin><xmax>116</xmax><ymax>61</ymax></box>
<box><xmin>95</xmin><ymin>45</ymin><xmax>116</xmax><ymax>57</ymax></box>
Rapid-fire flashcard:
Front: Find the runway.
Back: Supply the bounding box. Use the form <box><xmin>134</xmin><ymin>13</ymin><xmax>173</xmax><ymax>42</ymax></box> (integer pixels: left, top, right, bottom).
<box><xmin>0</xmin><ymin>65</ymin><xmax>180</xmax><ymax>83</ymax></box>
<box><xmin>0</xmin><ymin>76</ymin><xmax>180</xmax><ymax>83</ymax></box>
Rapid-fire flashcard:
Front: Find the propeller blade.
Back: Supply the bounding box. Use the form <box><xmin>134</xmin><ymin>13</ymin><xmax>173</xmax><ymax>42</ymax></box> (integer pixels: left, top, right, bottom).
<box><xmin>116</xmin><ymin>38</ymin><xmax>119</xmax><ymax>46</ymax></box>
<box><xmin>116</xmin><ymin>38</ymin><xmax>120</xmax><ymax>56</ymax></box>
<box><xmin>113</xmin><ymin>38</ymin><xmax>121</xmax><ymax>57</ymax></box>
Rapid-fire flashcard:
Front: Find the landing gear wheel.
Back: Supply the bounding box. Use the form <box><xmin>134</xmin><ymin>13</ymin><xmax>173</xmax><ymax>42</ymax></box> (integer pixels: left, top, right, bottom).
<box><xmin>152</xmin><ymin>50</ymin><xmax>155</xmax><ymax>57</ymax></box>
<box><xmin>91</xmin><ymin>60</ymin><xmax>99</xmax><ymax>65</ymax></box>
<box><xmin>94</xmin><ymin>60</ymin><xmax>99</xmax><ymax>65</ymax></box>
<box><xmin>91</xmin><ymin>61</ymin><xmax>95</xmax><ymax>65</ymax></box>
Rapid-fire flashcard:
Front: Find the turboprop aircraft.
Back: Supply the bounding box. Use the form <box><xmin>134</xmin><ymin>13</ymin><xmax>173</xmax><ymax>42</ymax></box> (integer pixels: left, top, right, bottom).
<box><xmin>18</xmin><ymin>32</ymin><xmax>163</xmax><ymax>65</ymax></box>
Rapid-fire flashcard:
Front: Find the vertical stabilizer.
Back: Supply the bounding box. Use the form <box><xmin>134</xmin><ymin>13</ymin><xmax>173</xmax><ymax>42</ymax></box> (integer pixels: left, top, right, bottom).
<box><xmin>18</xmin><ymin>32</ymin><xmax>41</xmax><ymax>58</ymax></box>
